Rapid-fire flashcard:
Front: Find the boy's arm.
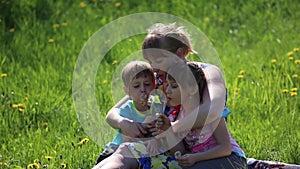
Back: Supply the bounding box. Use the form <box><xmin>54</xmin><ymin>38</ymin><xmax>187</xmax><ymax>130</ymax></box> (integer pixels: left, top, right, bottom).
<box><xmin>106</xmin><ymin>95</ymin><xmax>147</xmax><ymax>138</ymax></box>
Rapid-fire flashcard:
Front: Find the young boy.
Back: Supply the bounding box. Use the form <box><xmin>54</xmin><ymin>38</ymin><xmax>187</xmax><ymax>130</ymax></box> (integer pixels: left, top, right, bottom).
<box><xmin>96</xmin><ymin>61</ymin><xmax>157</xmax><ymax>164</ymax></box>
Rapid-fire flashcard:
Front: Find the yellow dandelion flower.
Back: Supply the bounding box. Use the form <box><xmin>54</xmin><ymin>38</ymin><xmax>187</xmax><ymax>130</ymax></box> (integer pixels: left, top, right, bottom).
<box><xmin>42</xmin><ymin>122</ymin><xmax>48</xmax><ymax>127</ymax></box>
<box><xmin>1</xmin><ymin>73</ymin><xmax>7</xmax><ymax>77</ymax></box>
<box><xmin>32</xmin><ymin>163</ymin><xmax>39</xmax><ymax>168</ymax></box>
<box><xmin>204</xmin><ymin>17</ymin><xmax>210</xmax><ymax>23</ymax></box>
<box><xmin>61</xmin><ymin>163</ymin><xmax>67</xmax><ymax>168</ymax></box>
<box><xmin>289</xmin><ymin>57</ymin><xmax>293</xmax><ymax>60</ymax></box>
<box><xmin>78</xmin><ymin>138</ymin><xmax>89</xmax><ymax>145</ymax></box>
<box><xmin>218</xmin><ymin>17</ymin><xmax>224</xmax><ymax>22</ymax></box>
<box><xmin>290</xmin><ymin>92</ymin><xmax>297</xmax><ymax>96</ymax></box>
<box><xmin>271</xmin><ymin>59</ymin><xmax>277</xmax><ymax>63</ymax></box>
<box><xmin>48</xmin><ymin>39</ymin><xmax>55</xmax><ymax>43</ymax></box>
<box><xmin>239</xmin><ymin>70</ymin><xmax>245</xmax><ymax>74</ymax></box>
<box><xmin>9</xmin><ymin>28</ymin><xmax>14</xmax><ymax>33</ymax></box>
<box><xmin>281</xmin><ymin>89</ymin><xmax>289</xmax><ymax>93</ymax></box>
<box><xmin>19</xmin><ymin>108</ymin><xmax>25</xmax><ymax>113</ymax></box>
<box><xmin>112</xmin><ymin>60</ymin><xmax>118</xmax><ymax>64</ymax></box>
<box><xmin>53</xmin><ymin>23</ymin><xmax>60</xmax><ymax>28</ymax></box>
<box><xmin>27</xmin><ymin>163</ymin><xmax>34</xmax><ymax>168</ymax></box>
<box><xmin>18</xmin><ymin>103</ymin><xmax>25</xmax><ymax>109</ymax></box>
<box><xmin>80</xmin><ymin>2</ymin><xmax>87</xmax><ymax>7</ymax></box>
<box><xmin>287</xmin><ymin>51</ymin><xmax>293</xmax><ymax>56</ymax></box>
<box><xmin>295</xmin><ymin>60</ymin><xmax>300</xmax><ymax>64</ymax></box>
<box><xmin>237</xmin><ymin>75</ymin><xmax>244</xmax><ymax>79</ymax></box>
<box><xmin>12</xmin><ymin>104</ymin><xmax>18</xmax><ymax>108</ymax></box>
<box><xmin>291</xmin><ymin>88</ymin><xmax>298</xmax><ymax>92</ymax></box>
<box><xmin>45</xmin><ymin>156</ymin><xmax>53</xmax><ymax>161</ymax></box>
<box><xmin>234</xmin><ymin>88</ymin><xmax>240</xmax><ymax>91</ymax></box>
<box><xmin>292</xmin><ymin>74</ymin><xmax>298</xmax><ymax>78</ymax></box>
<box><xmin>0</xmin><ymin>162</ymin><xmax>8</xmax><ymax>167</ymax></box>
<box><xmin>293</xmin><ymin>47</ymin><xmax>299</xmax><ymax>52</ymax></box>
<box><xmin>115</xmin><ymin>2</ymin><xmax>121</xmax><ymax>7</ymax></box>
<box><xmin>102</xmin><ymin>80</ymin><xmax>108</xmax><ymax>84</ymax></box>
<box><xmin>62</xmin><ymin>22</ymin><xmax>67</xmax><ymax>26</ymax></box>
<box><xmin>33</xmin><ymin>159</ymin><xmax>40</xmax><ymax>164</ymax></box>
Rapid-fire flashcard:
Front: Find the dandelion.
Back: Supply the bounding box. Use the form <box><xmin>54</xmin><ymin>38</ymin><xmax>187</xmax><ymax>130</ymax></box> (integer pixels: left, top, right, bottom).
<box><xmin>294</xmin><ymin>48</ymin><xmax>299</xmax><ymax>52</ymax></box>
<box><xmin>204</xmin><ymin>17</ymin><xmax>210</xmax><ymax>23</ymax></box>
<box><xmin>48</xmin><ymin>39</ymin><xmax>55</xmax><ymax>43</ymax></box>
<box><xmin>61</xmin><ymin>163</ymin><xmax>67</xmax><ymax>168</ymax></box>
<box><xmin>18</xmin><ymin>103</ymin><xmax>25</xmax><ymax>109</ymax></box>
<box><xmin>62</xmin><ymin>22</ymin><xmax>67</xmax><ymax>26</ymax></box>
<box><xmin>291</xmin><ymin>88</ymin><xmax>298</xmax><ymax>92</ymax></box>
<box><xmin>287</xmin><ymin>51</ymin><xmax>293</xmax><ymax>56</ymax></box>
<box><xmin>19</xmin><ymin>108</ymin><xmax>25</xmax><ymax>113</ymax></box>
<box><xmin>239</xmin><ymin>70</ymin><xmax>245</xmax><ymax>75</ymax></box>
<box><xmin>290</xmin><ymin>92</ymin><xmax>297</xmax><ymax>96</ymax></box>
<box><xmin>289</xmin><ymin>57</ymin><xmax>293</xmax><ymax>61</ymax></box>
<box><xmin>45</xmin><ymin>156</ymin><xmax>53</xmax><ymax>161</ymax></box>
<box><xmin>295</xmin><ymin>60</ymin><xmax>300</xmax><ymax>64</ymax></box>
<box><xmin>271</xmin><ymin>59</ymin><xmax>277</xmax><ymax>63</ymax></box>
<box><xmin>218</xmin><ymin>17</ymin><xmax>224</xmax><ymax>22</ymax></box>
<box><xmin>9</xmin><ymin>28</ymin><xmax>14</xmax><ymax>33</ymax></box>
<box><xmin>281</xmin><ymin>89</ymin><xmax>289</xmax><ymax>93</ymax></box>
<box><xmin>1</xmin><ymin>73</ymin><xmax>7</xmax><ymax>77</ymax></box>
<box><xmin>77</xmin><ymin>138</ymin><xmax>89</xmax><ymax>145</ymax></box>
<box><xmin>80</xmin><ymin>2</ymin><xmax>87</xmax><ymax>7</ymax></box>
<box><xmin>292</xmin><ymin>74</ymin><xmax>298</xmax><ymax>78</ymax></box>
<box><xmin>237</xmin><ymin>75</ymin><xmax>244</xmax><ymax>79</ymax></box>
<box><xmin>234</xmin><ymin>88</ymin><xmax>240</xmax><ymax>91</ymax></box>
<box><xmin>102</xmin><ymin>80</ymin><xmax>108</xmax><ymax>84</ymax></box>
<box><xmin>112</xmin><ymin>60</ymin><xmax>118</xmax><ymax>64</ymax></box>
<box><xmin>0</xmin><ymin>162</ymin><xmax>8</xmax><ymax>167</ymax></box>
<box><xmin>12</xmin><ymin>104</ymin><xmax>18</xmax><ymax>108</ymax></box>
<box><xmin>27</xmin><ymin>163</ymin><xmax>39</xmax><ymax>168</ymax></box>
<box><xmin>115</xmin><ymin>2</ymin><xmax>121</xmax><ymax>7</ymax></box>
<box><xmin>53</xmin><ymin>23</ymin><xmax>60</xmax><ymax>28</ymax></box>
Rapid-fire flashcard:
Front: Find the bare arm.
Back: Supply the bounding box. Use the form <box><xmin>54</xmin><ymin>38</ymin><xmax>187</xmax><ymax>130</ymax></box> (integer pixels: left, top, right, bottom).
<box><xmin>105</xmin><ymin>95</ymin><xmax>147</xmax><ymax>138</ymax></box>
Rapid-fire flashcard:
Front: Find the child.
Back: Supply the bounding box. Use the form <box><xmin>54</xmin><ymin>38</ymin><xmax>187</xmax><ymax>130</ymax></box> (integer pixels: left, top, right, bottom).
<box><xmin>155</xmin><ymin>61</ymin><xmax>247</xmax><ymax>168</ymax></box>
<box><xmin>96</xmin><ymin>61</ymin><xmax>157</xmax><ymax>164</ymax></box>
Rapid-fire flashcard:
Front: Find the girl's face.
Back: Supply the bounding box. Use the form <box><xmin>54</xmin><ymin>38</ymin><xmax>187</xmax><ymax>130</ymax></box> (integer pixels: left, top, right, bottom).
<box><xmin>165</xmin><ymin>77</ymin><xmax>181</xmax><ymax>107</ymax></box>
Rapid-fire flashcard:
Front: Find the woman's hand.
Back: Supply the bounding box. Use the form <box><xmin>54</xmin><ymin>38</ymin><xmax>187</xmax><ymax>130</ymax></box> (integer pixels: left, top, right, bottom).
<box><xmin>177</xmin><ymin>153</ymin><xmax>197</xmax><ymax>167</ymax></box>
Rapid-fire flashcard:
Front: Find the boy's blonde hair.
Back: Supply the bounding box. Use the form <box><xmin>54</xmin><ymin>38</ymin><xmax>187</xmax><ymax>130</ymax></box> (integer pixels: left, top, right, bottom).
<box><xmin>121</xmin><ymin>61</ymin><xmax>155</xmax><ymax>87</ymax></box>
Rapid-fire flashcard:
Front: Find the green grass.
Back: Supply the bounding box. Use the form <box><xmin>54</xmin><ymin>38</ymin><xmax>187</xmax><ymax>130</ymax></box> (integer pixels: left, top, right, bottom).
<box><xmin>1</xmin><ymin>0</ymin><xmax>299</xmax><ymax>168</ymax></box>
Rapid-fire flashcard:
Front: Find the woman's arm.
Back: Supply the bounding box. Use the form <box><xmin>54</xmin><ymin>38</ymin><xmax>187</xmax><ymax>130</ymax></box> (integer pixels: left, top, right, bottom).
<box><xmin>105</xmin><ymin>95</ymin><xmax>147</xmax><ymax>138</ymax></box>
<box><xmin>177</xmin><ymin>118</ymin><xmax>232</xmax><ymax>167</ymax></box>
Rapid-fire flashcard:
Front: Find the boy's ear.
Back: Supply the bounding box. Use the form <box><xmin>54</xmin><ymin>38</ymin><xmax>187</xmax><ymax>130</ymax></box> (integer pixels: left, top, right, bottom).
<box><xmin>123</xmin><ymin>86</ymin><xmax>129</xmax><ymax>95</ymax></box>
<box><xmin>176</xmin><ymin>48</ymin><xmax>185</xmax><ymax>59</ymax></box>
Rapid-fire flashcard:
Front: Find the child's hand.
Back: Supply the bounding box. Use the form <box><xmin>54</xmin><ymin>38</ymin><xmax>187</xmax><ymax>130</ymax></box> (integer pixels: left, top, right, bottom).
<box><xmin>177</xmin><ymin>153</ymin><xmax>197</xmax><ymax>167</ymax></box>
<box><xmin>146</xmin><ymin>139</ymin><xmax>160</xmax><ymax>155</ymax></box>
<box><xmin>154</xmin><ymin>113</ymin><xmax>171</xmax><ymax>134</ymax></box>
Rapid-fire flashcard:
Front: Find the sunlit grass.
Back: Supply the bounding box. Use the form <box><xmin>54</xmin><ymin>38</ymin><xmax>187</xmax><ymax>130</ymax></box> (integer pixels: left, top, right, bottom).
<box><xmin>0</xmin><ymin>0</ymin><xmax>299</xmax><ymax>168</ymax></box>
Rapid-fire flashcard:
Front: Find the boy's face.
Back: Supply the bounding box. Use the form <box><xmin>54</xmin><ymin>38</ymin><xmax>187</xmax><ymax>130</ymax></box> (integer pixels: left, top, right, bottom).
<box><xmin>165</xmin><ymin>77</ymin><xmax>181</xmax><ymax>107</ymax></box>
<box><xmin>127</xmin><ymin>75</ymin><xmax>155</xmax><ymax>108</ymax></box>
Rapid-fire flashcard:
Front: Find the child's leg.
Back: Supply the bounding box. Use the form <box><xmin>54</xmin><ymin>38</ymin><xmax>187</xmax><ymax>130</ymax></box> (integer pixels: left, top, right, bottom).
<box><xmin>184</xmin><ymin>153</ymin><xmax>247</xmax><ymax>169</ymax></box>
<box><xmin>93</xmin><ymin>144</ymin><xmax>139</xmax><ymax>169</ymax></box>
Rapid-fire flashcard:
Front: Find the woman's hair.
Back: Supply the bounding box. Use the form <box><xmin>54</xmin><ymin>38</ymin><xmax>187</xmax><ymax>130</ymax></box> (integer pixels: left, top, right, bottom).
<box><xmin>167</xmin><ymin>62</ymin><xmax>206</xmax><ymax>103</ymax></box>
<box><xmin>142</xmin><ymin>23</ymin><xmax>195</xmax><ymax>57</ymax></box>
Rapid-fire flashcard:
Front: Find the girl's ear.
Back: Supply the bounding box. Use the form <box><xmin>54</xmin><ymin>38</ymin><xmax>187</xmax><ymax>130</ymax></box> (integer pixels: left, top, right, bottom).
<box><xmin>176</xmin><ymin>48</ymin><xmax>186</xmax><ymax>59</ymax></box>
<box><xmin>123</xmin><ymin>86</ymin><xmax>129</xmax><ymax>95</ymax></box>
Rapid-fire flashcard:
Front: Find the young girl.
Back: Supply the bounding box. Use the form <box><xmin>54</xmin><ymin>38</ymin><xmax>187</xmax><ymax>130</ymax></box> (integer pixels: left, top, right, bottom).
<box><xmin>155</xmin><ymin>62</ymin><xmax>247</xmax><ymax>168</ymax></box>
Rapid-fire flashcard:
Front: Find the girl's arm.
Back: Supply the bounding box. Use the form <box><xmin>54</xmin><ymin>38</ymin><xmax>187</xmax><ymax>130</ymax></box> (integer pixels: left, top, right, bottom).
<box><xmin>105</xmin><ymin>95</ymin><xmax>147</xmax><ymax>138</ymax></box>
<box><xmin>177</xmin><ymin>118</ymin><xmax>232</xmax><ymax>167</ymax></box>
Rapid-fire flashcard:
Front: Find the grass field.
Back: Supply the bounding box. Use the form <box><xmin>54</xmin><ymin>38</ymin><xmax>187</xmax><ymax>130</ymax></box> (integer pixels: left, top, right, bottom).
<box><xmin>1</xmin><ymin>0</ymin><xmax>299</xmax><ymax>168</ymax></box>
